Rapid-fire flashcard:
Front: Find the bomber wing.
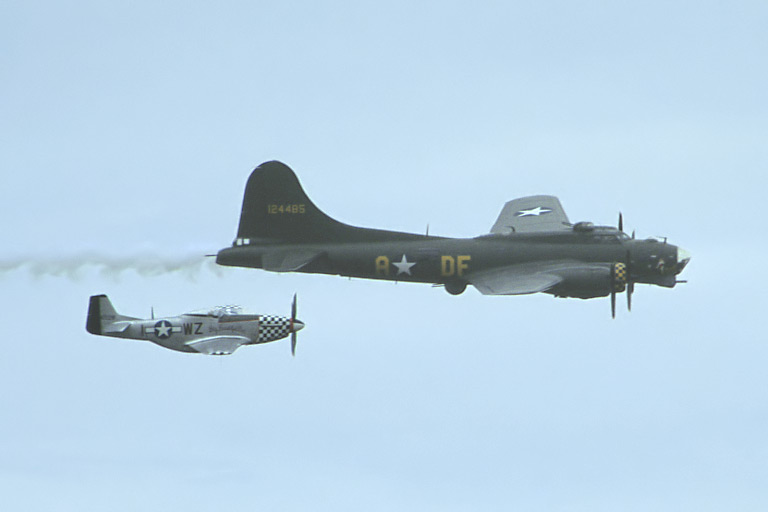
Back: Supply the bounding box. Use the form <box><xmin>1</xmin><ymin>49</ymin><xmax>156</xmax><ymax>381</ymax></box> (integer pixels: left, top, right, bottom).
<box><xmin>468</xmin><ymin>264</ymin><xmax>563</xmax><ymax>295</ymax></box>
<box><xmin>468</xmin><ymin>261</ymin><xmax>605</xmax><ymax>295</ymax></box>
<box><xmin>186</xmin><ymin>336</ymin><xmax>251</xmax><ymax>356</ymax></box>
<box><xmin>490</xmin><ymin>195</ymin><xmax>571</xmax><ymax>234</ymax></box>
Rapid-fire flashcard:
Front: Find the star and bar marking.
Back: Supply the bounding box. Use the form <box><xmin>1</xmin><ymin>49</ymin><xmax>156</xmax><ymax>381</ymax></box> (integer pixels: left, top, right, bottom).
<box><xmin>516</xmin><ymin>206</ymin><xmax>552</xmax><ymax>217</ymax></box>
<box><xmin>145</xmin><ymin>320</ymin><xmax>182</xmax><ymax>339</ymax></box>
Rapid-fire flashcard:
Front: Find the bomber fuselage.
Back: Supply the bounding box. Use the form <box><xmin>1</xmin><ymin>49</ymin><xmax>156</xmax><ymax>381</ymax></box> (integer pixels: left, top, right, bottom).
<box><xmin>217</xmin><ymin>228</ymin><xmax>687</xmax><ymax>298</ymax></box>
<box><xmin>214</xmin><ymin>160</ymin><xmax>690</xmax><ymax>309</ymax></box>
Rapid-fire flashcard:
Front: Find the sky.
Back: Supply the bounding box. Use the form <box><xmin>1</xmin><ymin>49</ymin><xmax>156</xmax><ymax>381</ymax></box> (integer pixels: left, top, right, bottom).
<box><xmin>1</xmin><ymin>1</ymin><xmax>766</xmax><ymax>510</ymax></box>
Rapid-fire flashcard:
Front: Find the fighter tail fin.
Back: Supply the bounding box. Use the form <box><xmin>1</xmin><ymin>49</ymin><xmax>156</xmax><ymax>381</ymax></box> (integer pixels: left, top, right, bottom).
<box><xmin>233</xmin><ymin>161</ymin><xmax>424</xmax><ymax>243</ymax></box>
<box><xmin>86</xmin><ymin>295</ymin><xmax>136</xmax><ymax>335</ymax></box>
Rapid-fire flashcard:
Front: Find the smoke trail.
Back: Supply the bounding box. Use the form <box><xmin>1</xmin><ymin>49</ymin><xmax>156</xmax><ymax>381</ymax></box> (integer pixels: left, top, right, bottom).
<box><xmin>0</xmin><ymin>252</ymin><xmax>224</xmax><ymax>281</ymax></box>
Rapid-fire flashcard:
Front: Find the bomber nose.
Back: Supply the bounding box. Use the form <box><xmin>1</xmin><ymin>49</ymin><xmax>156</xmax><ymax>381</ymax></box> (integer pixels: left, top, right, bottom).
<box><xmin>291</xmin><ymin>319</ymin><xmax>305</xmax><ymax>332</ymax></box>
<box><xmin>676</xmin><ymin>247</ymin><xmax>691</xmax><ymax>273</ymax></box>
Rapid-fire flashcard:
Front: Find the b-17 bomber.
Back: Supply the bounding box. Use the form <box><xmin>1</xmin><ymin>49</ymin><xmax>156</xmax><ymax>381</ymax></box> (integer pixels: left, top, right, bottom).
<box><xmin>216</xmin><ymin>161</ymin><xmax>690</xmax><ymax>317</ymax></box>
<box><xmin>86</xmin><ymin>294</ymin><xmax>305</xmax><ymax>355</ymax></box>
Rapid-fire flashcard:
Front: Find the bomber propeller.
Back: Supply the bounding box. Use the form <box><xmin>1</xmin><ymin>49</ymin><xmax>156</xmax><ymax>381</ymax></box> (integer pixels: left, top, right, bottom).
<box><xmin>611</xmin><ymin>212</ymin><xmax>636</xmax><ymax>319</ymax></box>
<box><xmin>626</xmin><ymin>249</ymin><xmax>634</xmax><ymax>312</ymax></box>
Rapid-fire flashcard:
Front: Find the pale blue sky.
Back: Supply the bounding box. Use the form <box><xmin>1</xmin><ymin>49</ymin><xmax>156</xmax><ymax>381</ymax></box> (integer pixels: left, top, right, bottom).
<box><xmin>1</xmin><ymin>2</ymin><xmax>766</xmax><ymax>510</ymax></box>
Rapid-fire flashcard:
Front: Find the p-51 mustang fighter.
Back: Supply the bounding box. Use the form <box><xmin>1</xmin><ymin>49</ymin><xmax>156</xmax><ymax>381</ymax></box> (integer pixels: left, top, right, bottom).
<box><xmin>216</xmin><ymin>161</ymin><xmax>691</xmax><ymax>317</ymax></box>
<box><xmin>86</xmin><ymin>294</ymin><xmax>305</xmax><ymax>355</ymax></box>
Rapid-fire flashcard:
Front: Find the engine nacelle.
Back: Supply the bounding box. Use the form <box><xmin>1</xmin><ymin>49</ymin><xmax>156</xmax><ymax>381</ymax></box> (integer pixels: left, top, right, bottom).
<box><xmin>611</xmin><ymin>262</ymin><xmax>627</xmax><ymax>292</ymax></box>
<box><xmin>549</xmin><ymin>262</ymin><xmax>627</xmax><ymax>299</ymax></box>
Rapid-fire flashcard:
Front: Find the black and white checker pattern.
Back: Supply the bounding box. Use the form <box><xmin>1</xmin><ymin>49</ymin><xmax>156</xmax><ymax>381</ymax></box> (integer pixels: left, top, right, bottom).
<box><xmin>258</xmin><ymin>315</ymin><xmax>291</xmax><ymax>342</ymax></box>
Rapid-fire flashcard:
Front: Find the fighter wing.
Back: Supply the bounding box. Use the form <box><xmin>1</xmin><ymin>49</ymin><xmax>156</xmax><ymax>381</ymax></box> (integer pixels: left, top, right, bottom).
<box><xmin>186</xmin><ymin>336</ymin><xmax>251</xmax><ymax>356</ymax></box>
<box><xmin>490</xmin><ymin>195</ymin><xmax>571</xmax><ymax>234</ymax></box>
<box><xmin>468</xmin><ymin>265</ymin><xmax>563</xmax><ymax>295</ymax></box>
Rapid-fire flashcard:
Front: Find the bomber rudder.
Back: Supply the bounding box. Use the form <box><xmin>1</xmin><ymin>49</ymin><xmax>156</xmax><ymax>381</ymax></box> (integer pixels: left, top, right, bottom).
<box><xmin>235</xmin><ymin>161</ymin><xmax>350</xmax><ymax>243</ymax></box>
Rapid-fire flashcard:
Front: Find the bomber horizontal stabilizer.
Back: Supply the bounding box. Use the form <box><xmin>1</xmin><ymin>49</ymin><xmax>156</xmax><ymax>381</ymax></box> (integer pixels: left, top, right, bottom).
<box><xmin>261</xmin><ymin>249</ymin><xmax>325</xmax><ymax>272</ymax></box>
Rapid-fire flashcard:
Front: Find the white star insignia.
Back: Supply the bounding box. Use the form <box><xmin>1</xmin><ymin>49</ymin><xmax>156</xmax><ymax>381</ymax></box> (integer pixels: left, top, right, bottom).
<box><xmin>516</xmin><ymin>206</ymin><xmax>552</xmax><ymax>217</ymax></box>
<box><xmin>392</xmin><ymin>254</ymin><xmax>416</xmax><ymax>275</ymax></box>
<box><xmin>155</xmin><ymin>321</ymin><xmax>172</xmax><ymax>338</ymax></box>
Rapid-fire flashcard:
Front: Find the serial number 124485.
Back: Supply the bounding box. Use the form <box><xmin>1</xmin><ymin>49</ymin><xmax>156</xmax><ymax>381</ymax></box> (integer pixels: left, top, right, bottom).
<box><xmin>267</xmin><ymin>204</ymin><xmax>306</xmax><ymax>214</ymax></box>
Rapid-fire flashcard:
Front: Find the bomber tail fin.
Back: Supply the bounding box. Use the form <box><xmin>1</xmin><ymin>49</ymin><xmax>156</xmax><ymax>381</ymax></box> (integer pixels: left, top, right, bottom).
<box><xmin>86</xmin><ymin>295</ymin><xmax>138</xmax><ymax>335</ymax></box>
<box><xmin>232</xmin><ymin>161</ymin><xmax>426</xmax><ymax>244</ymax></box>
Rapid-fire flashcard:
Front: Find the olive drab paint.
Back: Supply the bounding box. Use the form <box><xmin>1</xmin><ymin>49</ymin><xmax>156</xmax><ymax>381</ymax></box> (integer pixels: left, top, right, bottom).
<box><xmin>216</xmin><ymin>161</ymin><xmax>690</xmax><ymax>318</ymax></box>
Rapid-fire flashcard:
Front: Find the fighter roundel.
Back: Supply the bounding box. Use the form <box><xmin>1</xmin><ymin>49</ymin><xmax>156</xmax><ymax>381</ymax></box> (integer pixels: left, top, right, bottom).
<box><xmin>154</xmin><ymin>320</ymin><xmax>174</xmax><ymax>339</ymax></box>
<box><xmin>143</xmin><ymin>320</ymin><xmax>181</xmax><ymax>339</ymax></box>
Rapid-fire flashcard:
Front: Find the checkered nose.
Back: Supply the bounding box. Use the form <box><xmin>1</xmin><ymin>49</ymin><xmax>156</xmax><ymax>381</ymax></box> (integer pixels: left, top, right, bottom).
<box><xmin>258</xmin><ymin>316</ymin><xmax>293</xmax><ymax>341</ymax></box>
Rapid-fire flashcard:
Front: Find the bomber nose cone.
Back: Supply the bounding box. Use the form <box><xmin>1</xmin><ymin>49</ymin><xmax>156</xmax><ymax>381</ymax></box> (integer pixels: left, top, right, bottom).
<box><xmin>291</xmin><ymin>319</ymin><xmax>305</xmax><ymax>332</ymax></box>
<box><xmin>676</xmin><ymin>247</ymin><xmax>691</xmax><ymax>273</ymax></box>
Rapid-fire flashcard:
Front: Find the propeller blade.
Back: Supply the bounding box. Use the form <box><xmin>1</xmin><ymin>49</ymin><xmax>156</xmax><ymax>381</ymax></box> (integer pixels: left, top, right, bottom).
<box><xmin>290</xmin><ymin>294</ymin><xmax>298</xmax><ymax>356</ymax></box>
<box><xmin>625</xmin><ymin>249</ymin><xmax>634</xmax><ymax>313</ymax></box>
<box><xmin>611</xmin><ymin>291</ymin><xmax>616</xmax><ymax>319</ymax></box>
<box><xmin>618</xmin><ymin>212</ymin><xmax>623</xmax><ymax>232</ymax></box>
<box><xmin>632</xmin><ymin>229</ymin><xmax>636</xmax><ymax>239</ymax></box>
<box><xmin>151</xmin><ymin>306</ymin><xmax>155</xmax><ymax>320</ymax></box>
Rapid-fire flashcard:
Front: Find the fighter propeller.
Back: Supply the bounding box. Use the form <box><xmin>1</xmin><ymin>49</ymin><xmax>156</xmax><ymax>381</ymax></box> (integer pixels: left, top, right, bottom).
<box><xmin>289</xmin><ymin>293</ymin><xmax>301</xmax><ymax>356</ymax></box>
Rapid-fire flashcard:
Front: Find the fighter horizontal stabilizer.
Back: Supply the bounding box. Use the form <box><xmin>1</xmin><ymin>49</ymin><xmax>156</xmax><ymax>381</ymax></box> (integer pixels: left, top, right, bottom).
<box><xmin>86</xmin><ymin>294</ymin><xmax>140</xmax><ymax>335</ymax></box>
<box><xmin>262</xmin><ymin>249</ymin><xmax>325</xmax><ymax>272</ymax></box>
<box><xmin>186</xmin><ymin>336</ymin><xmax>250</xmax><ymax>356</ymax></box>
<box><xmin>490</xmin><ymin>195</ymin><xmax>571</xmax><ymax>234</ymax></box>
<box><xmin>103</xmin><ymin>321</ymin><xmax>131</xmax><ymax>334</ymax></box>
